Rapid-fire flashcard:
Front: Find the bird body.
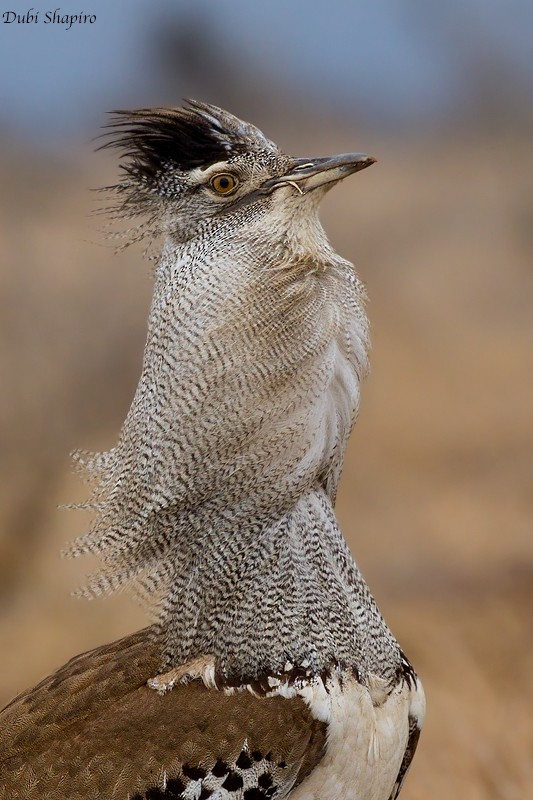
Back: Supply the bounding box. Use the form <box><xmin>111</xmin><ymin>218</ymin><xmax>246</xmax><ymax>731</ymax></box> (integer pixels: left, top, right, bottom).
<box><xmin>0</xmin><ymin>102</ymin><xmax>424</xmax><ymax>799</ymax></box>
<box><xmin>0</xmin><ymin>629</ymin><xmax>423</xmax><ymax>800</ymax></box>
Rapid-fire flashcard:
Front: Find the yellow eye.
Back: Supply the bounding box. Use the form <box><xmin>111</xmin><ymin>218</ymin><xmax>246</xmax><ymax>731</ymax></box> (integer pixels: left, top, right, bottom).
<box><xmin>210</xmin><ymin>173</ymin><xmax>238</xmax><ymax>194</ymax></box>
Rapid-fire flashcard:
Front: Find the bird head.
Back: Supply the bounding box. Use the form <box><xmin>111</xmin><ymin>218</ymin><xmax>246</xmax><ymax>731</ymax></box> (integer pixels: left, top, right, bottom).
<box><xmin>102</xmin><ymin>100</ymin><xmax>375</xmax><ymax>245</ymax></box>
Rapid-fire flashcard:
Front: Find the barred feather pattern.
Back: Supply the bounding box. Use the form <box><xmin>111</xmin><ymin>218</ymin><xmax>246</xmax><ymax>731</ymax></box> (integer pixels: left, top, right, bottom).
<box><xmin>69</xmin><ymin>104</ymin><xmax>403</xmax><ymax>684</ymax></box>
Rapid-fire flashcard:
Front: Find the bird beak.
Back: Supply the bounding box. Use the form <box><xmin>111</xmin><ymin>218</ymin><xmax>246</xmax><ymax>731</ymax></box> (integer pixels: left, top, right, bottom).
<box><xmin>264</xmin><ymin>153</ymin><xmax>376</xmax><ymax>194</ymax></box>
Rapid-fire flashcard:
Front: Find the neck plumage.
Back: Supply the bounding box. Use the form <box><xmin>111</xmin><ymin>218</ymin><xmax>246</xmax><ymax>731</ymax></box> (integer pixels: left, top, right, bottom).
<box><xmin>70</xmin><ymin>214</ymin><xmax>399</xmax><ymax>682</ymax></box>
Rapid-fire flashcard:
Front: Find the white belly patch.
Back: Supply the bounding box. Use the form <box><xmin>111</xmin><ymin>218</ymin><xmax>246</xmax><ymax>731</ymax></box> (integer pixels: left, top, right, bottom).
<box><xmin>290</xmin><ymin>676</ymin><xmax>416</xmax><ymax>800</ymax></box>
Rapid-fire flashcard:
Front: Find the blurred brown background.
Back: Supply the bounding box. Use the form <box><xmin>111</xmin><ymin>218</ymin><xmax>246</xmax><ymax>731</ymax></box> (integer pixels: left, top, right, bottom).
<box><xmin>1</xmin><ymin>3</ymin><xmax>532</xmax><ymax>798</ymax></box>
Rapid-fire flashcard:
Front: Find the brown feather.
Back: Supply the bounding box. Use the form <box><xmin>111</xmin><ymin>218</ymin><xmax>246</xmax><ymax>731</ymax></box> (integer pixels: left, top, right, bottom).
<box><xmin>0</xmin><ymin>629</ymin><xmax>326</xmax><ymax>799</ymax></box>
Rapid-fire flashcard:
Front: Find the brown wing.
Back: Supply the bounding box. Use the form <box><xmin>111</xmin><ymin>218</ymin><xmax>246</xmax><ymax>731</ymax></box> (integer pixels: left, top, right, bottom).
<box><xmin>0</xmin><ymin>628</ymin><xmax>326</xmax><ymax>800</ymax></box>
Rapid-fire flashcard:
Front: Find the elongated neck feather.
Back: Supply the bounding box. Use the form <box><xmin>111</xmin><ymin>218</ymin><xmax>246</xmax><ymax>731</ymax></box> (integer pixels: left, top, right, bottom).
<box><xmin>72</xmin><ymin>207</ymin><xmax>399</xmax><ymax>680</ymax></box>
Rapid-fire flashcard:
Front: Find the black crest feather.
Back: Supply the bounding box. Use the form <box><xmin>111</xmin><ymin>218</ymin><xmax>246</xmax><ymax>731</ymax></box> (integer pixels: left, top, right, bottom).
<box><xmin>100</xmin><ymin>100</ymin><xmax>273</xmax><ymax>184</ymax></box>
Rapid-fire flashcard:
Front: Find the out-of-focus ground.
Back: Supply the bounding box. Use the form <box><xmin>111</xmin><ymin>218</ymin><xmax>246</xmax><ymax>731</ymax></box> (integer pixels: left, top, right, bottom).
<box><xmin>0</xmin><ymin>126</ymin><xmax>532</xmax><ymax>800</ymax></box>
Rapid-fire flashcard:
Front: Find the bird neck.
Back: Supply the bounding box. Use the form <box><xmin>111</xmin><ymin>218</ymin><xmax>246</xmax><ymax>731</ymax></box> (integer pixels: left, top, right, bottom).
<box><xmin>158</xmin><ymin>487</ymin><xmax>401</xmax><ymax>686</ymax></box>
<box><xmin>70</xmin><ymin>221</ymin><xmax>390</xmax><ymax>679</ymax></box>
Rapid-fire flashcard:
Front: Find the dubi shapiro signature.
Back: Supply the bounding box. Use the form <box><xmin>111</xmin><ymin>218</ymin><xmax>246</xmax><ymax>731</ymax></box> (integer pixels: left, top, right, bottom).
<box><xmin>2</xmin><ymin>8</ymin><xmax>96</xmax><ymax>30</ymax></box>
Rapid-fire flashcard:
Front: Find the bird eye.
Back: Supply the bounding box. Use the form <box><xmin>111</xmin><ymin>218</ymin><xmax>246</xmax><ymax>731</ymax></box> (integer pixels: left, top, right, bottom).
<box><xmin>210</xmin><ymin>173</ymin><xmax>238</xmax><ymax>195</ymax></box>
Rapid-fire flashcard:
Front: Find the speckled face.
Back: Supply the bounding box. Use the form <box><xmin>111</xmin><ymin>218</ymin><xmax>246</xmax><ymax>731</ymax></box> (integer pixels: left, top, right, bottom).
<box><xmin>152</xmin><ymin>149</ymin><xmax>297</xmax><ymax>242</ymax></box>
<box><xmin>102</xmin><ymin>102</ymin><xmax>293</xmax><ymax>241</ymax></box>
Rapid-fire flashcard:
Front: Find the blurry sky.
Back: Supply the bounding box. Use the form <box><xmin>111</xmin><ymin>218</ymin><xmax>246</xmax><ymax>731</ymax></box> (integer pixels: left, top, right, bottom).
<box><xmin>1</xmin><ymin>0</ymin><xmax>532</xmax><ymax>144</ymax></box>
